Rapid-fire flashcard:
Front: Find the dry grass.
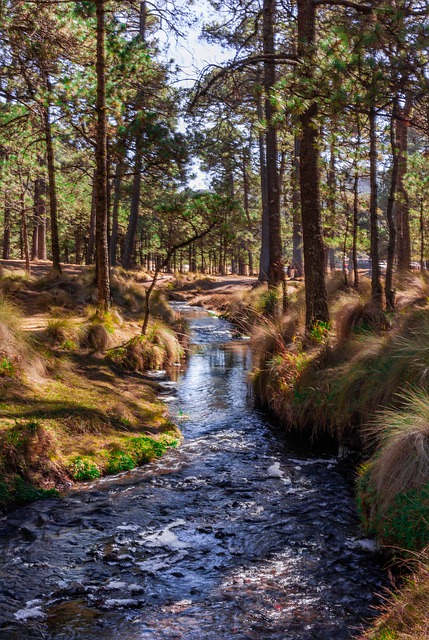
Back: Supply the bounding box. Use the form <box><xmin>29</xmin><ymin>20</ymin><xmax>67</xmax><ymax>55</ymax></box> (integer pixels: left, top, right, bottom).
<box><xmin>0</xmin><ymin>295</ymin><xmax>47</xmax><ymax>385</ymax></box>
<box><xmin>333</xmin><ymin>292</ymin><xmax>388</xmax><ymax>342</ymax></box>
<box><xmin>361</xmin><ymin>552</ymin><xmax>429</xmax><ymax>640</ymax></box>
<box><xmin>395</xmin><ymin>271</ymin><xmax>429</xmax><ymax>311</ymax></box>
<box><xmin>44</xmin><ymin>318</ymin><xmax>83</xmax><ymax>347</ymax></box>
<box><xmin>107</xmin><ymin>320</ymin><xmax>183</xmax><ymax>373</ymax></box>
<box><xmin>365</xmin><ymin>390</ymin><xmax>429</xmax><ymax>512</ymax></box>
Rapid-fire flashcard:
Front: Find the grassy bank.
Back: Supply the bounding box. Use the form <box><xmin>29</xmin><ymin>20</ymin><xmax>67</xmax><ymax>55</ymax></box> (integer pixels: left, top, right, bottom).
<box><xmin>223</xmin><ymin>274</ymin><xmax>429</xmax><ymax>639</ymax></box>
<box><xmin>0</xmin><ymin>264</ymin><xmax>184</xmax><ymax>512</ymax></box>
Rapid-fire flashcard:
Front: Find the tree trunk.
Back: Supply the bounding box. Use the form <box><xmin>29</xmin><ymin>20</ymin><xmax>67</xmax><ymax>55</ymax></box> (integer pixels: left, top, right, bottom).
<box><xmin>95</xmin><ymin>0</ymin><xmax>110</xmax><ymax>311</ymax></box>
<box><xmin>326</xmin><ymin>140</ymin><xmax>336</xmax><ymax>272</ymax></box>
<box><xmin>396</xmin><ymin>97</ymin><xmax>412</xmax><ymax>271</ymax></box>
<box><xmin>385</xmin><ymin>104</ymin><xmax>399</xmax><ymax>310</ymax></box>
<box><xmin>420</xmin><ymin>199</ymin><xmax>424</xmax><ymax>271</ymax></box>
<box><xmin>3</xmin><ymin>194</ymin><xmax>11</xmax><ymax>260</ymax></box>
<box><xmin>31</xmin><ymin>183</ymin><xmax>39</xmax><ymax>261</ymax></box>
<box><xmin>122</xmin><ymin>1</ymin><xmax>147</xmax><ymax>270</ymax></box>
<box><xmin>297</xmin><ymin>0</ymin><xmax>329</xmax><ymax>329</ymax></box>
<box><xmin>75</xmin><ymin>226</ymin><xmax>83</xmax><ymax>264</ymax></box>
<box><xmin>352</xmin><ymin>173</ymin><xmax>359</xmax><ymax>289</ymax></box>
<box><xmin>110</xmin><ymin>158</ymin><xmax>123</xmax><ymax>266</ymax></box>
<box><xmin>257</xmin><ymin>81</ymin><xmax>270</xmax><ymax>282</ymax></box>
<box><xmin>369</xmin><ymin>106</ymin><xmax>382</xmax><ymax>305</ymax></box>
<box><xmin>122</xmin><ymin>141</ymin><xmax>142</xmax><ymax>269</ymax></box>
<box><xmin>263</xmin><ymin>0</ymin><xmax>284</xmax><ymax>289</ymax></box>
<box><xmin>86</xmin><ymin>170</ymin><xmax>97</xmax><ymax>264</ymax></box>
<box><xmin>20</xmin><ymin>188</ymin><xmax>30</xmax><ymax>274</ymax></box>
<box><xmin>42</xmin><ymin>103</ymin><xmax>61</xmax><ymax>274</ymax></box>
<box><xmin>292</xmin><ymin>136</ymin><xmax>303</xmax><ymax>277</ymax></box>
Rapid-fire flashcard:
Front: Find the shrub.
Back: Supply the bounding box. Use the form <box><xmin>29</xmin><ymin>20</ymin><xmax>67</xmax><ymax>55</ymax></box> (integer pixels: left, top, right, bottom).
<box><xmin>69</xmin><ymin>456</ymin><xmax>100</xmax><ymax>481</ymax></box>
<box><xmin>106</xmin><ymin>451</ymin><xmax>135</xmax><ymax>474</ymax></box>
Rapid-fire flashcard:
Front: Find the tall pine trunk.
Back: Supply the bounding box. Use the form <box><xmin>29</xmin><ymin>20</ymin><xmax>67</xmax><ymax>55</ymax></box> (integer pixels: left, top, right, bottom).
<box><xmin>110</xmin><ymin>157</ymin><xmax>123</xmax><ymax>266</ymax></box>
<box><xmin>263</xmin><ymin>0</ymin><xmax>284</xmax><ymax>289</ymax></box>
<box><xmin>86</xmin><ymin>170</ymin><xmax>97</xmax><ymax>264</ymax></box>
<box><xmin>292</xmin><ymin>136</ymin><xmax>303</xmax><ymax>277</ymax></box>
<box><xmin>257</xmin><ymin>86</ymin><xmax>270</xmax><ymax>282</ymax></box>
<box><xmin>297</xmin><ymin>0</ymin><xmax>329</xmax><ymax>329</ymax></box>
<box><xmin>122</xmin><ymin>140</ymin><xmax>142</xmax><ymax>269</ymax></box>
<box><xmin>396</xmin><ymin>97</ymin><xmax>412</xmax><ymax>271</ymax></box>
<box><xmin>385</xmin><ymin>103</ymin><xmax>399</xmax><ymax>310</ymax></box>
<box><xmin>95</xmin><ymin>0</ymin><xmax>110</xmax><ymax>310</ymax></box>
<box><xmin>42</xmin><ymin>102</ymin><xmax>61</xmax><ymax>274</ymax></box>
<box><xmin>122</xmin><ymin>1</ymin><xmax>147</xmax><ymax>270</ymax></box>
<box><xmin>3</xmin><ymin>193</ymin><xmax>11</xmax><ymax>260</ymax></box>
<box><xmin>369</xmin><ymin>106</ymin><xmax>382</xmax><ymax>305</ymax></box>
<box><xmin>32</xmin><ymin>175</ymin><xmax>46</xmax><ymax>260</ymax></box>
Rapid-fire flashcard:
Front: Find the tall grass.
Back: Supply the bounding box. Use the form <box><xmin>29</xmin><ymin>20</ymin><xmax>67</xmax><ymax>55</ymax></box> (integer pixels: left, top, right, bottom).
<box><xmin>107</xmin><ymin>320</ymin><xmax>183</xmax><ymax>372</ymax></box>
<box><xmin>355</xmin><ymin>390</ymin><xmax>429</xmax><ymax>552</ymax></box>
<box><xmin>0</xmin><ymin>296</ymin><xmax>44</xmax><ymax>382</ymax></box>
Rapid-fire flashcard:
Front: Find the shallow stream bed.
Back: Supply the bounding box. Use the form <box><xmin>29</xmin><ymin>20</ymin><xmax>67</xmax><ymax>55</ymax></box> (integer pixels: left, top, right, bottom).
<box><xmin>0</xmin><ymin>305</ymin><xmax>387</xmax><ymax>639</ymax></box>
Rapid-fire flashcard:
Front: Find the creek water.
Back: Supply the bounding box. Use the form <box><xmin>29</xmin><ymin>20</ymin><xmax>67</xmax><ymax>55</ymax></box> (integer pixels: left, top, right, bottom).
<box><xmin>0</xmin><ymin>305</ymin><xmax>387</xmax><ymax>640</ymax></box>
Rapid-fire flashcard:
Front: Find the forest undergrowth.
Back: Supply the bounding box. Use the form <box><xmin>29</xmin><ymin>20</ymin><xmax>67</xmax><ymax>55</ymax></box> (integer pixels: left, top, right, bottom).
<box><xmin>223</xmin><ymin>271</ymin><xmax>429</xmax><ymax>640</ymax></box>
<box><xmin>0</xmin><ymin>263</ymin><xmax>184</xmax><ymax>512</ymax></box>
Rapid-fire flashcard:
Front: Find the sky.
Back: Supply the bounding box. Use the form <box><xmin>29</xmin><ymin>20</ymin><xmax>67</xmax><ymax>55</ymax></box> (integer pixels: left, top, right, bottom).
<box><xmin>158</xmin><ymin>1</ymin><xmax>233</xmax><ymax>189</ymax></box>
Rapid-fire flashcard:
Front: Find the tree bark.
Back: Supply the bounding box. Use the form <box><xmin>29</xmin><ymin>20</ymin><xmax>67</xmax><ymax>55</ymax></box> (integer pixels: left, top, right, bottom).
<box><xmin>257</xmin><ymin>97</ymin><xmax>270</xmax><ymax>282</ymax></box>
<box><xmin>42</xmin><ymin>103</ymin><xmax>61</xmax><ymax>274</ymax></box>
<box><xmin>3</xmin><ymin>193</ymin><xmax>11</xmax><ymax>260</ymax></box>
<box><xmin>263</xmin><ymin>0</ymin><xmax>284</xmax><ymax>289</ymax></box>
<box><xmin>122</xmin><ymin>140</ymin><xmax>143</xmax><ymax>269</ymax></box>
<box><xmin>32</xmin><ymin>175</ymin><xmax>47</xmax><ymax>260</ymax></box>
<box><xmin>110</xmin><ymin>158</ymin><xmax>123</xmax><ymax>266</ymax></box>
<box><xmin>352</xmin><ymin>173</ymin><xmax>359</xmax><ymax>289</ymax></box>
<box><xmin>297</xmin><ymin>0</ymin><xmax>329</xmax><ymax>329</ymax></box>
<box><xmin>292</xmin><ymin>135</ymin><xmax>303</xmax><ymax>277</ymax></box>
<box><xmin>369</xmin><ymin>106</ymin><xmax>382</xmax><ymax>305</ymax></box>
<box><xmin>385</xmin><ymin>103</ymin><xmax>399</xmax><ymax>310</ymax></box>
<box><xmin>86</xmin><ymin>170</ymin><xmax>97</xmax><ymax>264</ymax></box>
<box><xmin>122</xmin><ymin>1</ymin><xmax>147</xmax><ymax>270</ymax></box>
<box><xmin>20</xmin><ymin>187</ymin><xmax>30</xmax><ymax>274</ymax></box>
<box><xmin>396</xmin><ymin>97</ymin><xmax>412</xmax><ymax>271</ymax></box>
<box><xmin>95</xmin><ymin>0</ymin><xmax>110</xmax><ymax>310</ymax></box>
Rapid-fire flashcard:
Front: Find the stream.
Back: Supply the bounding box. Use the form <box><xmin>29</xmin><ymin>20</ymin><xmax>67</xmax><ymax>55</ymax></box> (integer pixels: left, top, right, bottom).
<box><xmin>0</xmin><ymin>304</ymin><xmax>387</xmax><ymax>639</ymax></box>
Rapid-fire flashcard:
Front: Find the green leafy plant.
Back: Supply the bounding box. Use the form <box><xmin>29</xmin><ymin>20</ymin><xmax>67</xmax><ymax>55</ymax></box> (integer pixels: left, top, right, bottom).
<box><xmin>106</xmin><ymin>451</ymin><xmax>135</xmax><ymax>474</ymax></box>
<box><xmin>0</xmin><ymin>356</ymin><xmax>15</xmax><ymax>377</ymax></box>
<box><xmin>309</xmin><ymin>320</ymin><xmax>330</xmax><ymax>343</ymax></box>
<box><xmin>69</xmin><ymin>456</ymin><xmax>100</xmax><ymax>481</ymax></box>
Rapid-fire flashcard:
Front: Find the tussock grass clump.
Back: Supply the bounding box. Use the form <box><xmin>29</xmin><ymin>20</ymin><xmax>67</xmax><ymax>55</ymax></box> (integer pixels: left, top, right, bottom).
<box><xmin>224</xmin><ymin>285</ymin><xmax>290</xmax><ymax>332</ymax></box>
<box><xmin>107</xmin><ymin>321</ymin><xmax>183</xmax><ymax>372</ymax></box>
<box><xmin>333</xmin><ymin>290</ymin><xmax>388</xmax><ymax>342</ymax></box>
<box><xmin>258</xmin><ymin>303</ymin><xmax>429</xmax><ymax>445</ymax></box>
<box><xmin>45</xmin><ymin>318</ymin><xmax>82</xmax><ymax>348</ymax></box>
<box><xmin>357</xmin><ymin>390</ymin><xmax>429</xmax><ymax>551</ymax></box>
<box><xmin>395</xmin><ymin>271</ymin><xmax>429</xmax><ymax>310</ymax></box>
<box><xmin>80</xmin><ymin>308</ymin><xmax>122</xmax><ymax>352</ymax></box>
